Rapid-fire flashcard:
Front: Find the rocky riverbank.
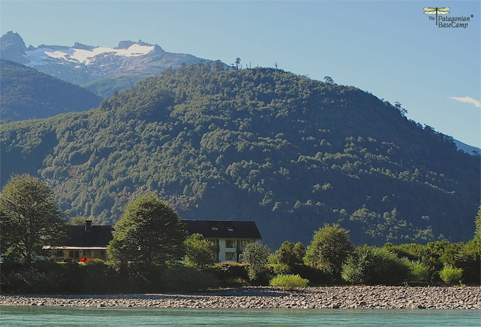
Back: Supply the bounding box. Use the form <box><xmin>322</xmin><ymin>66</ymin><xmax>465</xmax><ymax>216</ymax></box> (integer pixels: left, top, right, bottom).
<box><xmin>1</xmin><ymin>286</ymin><xmax>479</xmax><ymax>310</ymax></box>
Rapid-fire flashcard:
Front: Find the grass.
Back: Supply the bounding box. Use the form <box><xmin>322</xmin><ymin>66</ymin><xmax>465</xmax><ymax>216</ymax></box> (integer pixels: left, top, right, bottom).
<box><xmin>269</xmin><ymin>274</ymin><xmax>309</xmax><ymax>289</ymax></box>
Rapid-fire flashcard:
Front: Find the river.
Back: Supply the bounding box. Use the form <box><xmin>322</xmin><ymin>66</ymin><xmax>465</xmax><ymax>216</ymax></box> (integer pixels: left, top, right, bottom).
<box><xmin>1</xmin><ymin>306</ymin><xmax>480</xmax><ymax>327</ymax></box>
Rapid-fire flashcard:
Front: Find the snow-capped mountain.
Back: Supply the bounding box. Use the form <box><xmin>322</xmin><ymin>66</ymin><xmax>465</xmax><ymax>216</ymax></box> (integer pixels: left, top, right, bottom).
<box><xmin>25</xmin><ymin>41</ymin><xmax>156</xmax><ymax>66</ymax></box>
<box><xmin>1</xmin><ymin>31</ymin><xmax>213</xmax><ymax>86</ymax></box>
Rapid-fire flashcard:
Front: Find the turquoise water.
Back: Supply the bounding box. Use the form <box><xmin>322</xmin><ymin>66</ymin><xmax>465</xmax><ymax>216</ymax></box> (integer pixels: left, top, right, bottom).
<box><xmin>1</xmin><ymin>307</ymin><xmax>479</xmax><ymax>327</ymax></box>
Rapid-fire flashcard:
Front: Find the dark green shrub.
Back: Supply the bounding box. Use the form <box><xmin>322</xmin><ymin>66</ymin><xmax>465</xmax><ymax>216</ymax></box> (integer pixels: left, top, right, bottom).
<box><xmin>455</xmin><ymin>240</ymin><xmax>480</xmax><ymax>285</ymax></box>
<box><xmin>159</xmin><ymin>265</ymin><xmax>220</xmax><ymax>292</ymax></box>
<box><xmin>341</xmin><ymin>246</ymin><xmax>411</xmax><ymax>285</ymax></box>
<box><xmin>77</xmin><ymin>259</ymin><xmax>129</xmax><ymax>294</ymax></box>
<box><xmin>0</xmin><ymin>261</ymin><xmax>76</xmax><ymax>293</ymax></box>
<box><xmin>210</xmin><ymin>262</ymin><xmax>249</xmax><ymax>287</ymax></box>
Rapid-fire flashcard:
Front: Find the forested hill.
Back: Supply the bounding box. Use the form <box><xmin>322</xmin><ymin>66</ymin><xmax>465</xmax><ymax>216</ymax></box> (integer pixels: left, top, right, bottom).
<box><xmin>0</xmin><ymin>59</ymin><xmax>102</xmax><ymax>122</ymax></box>
<box><xmin>1</xmin><ymin>65</ymin><xmax>479</xmax><ymax>248</ymax></box>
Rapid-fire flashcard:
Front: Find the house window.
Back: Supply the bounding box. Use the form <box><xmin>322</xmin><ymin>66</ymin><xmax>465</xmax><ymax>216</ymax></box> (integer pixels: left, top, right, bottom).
<box><xmin>227</xmin><ymin>227</ymin><xmax>234</xmax><ymax>232</ymax></box>
<box><xmin>225</xmin><ymin>240</ymin><xmax>235</xmax><ymax>248</ymax></box>
<box><xmin>211</xmin><ymin>226</ymin><xmax>218</xmax><ymax>231</ymax></box>
<box><xmin>225</xmin><ymin>252</ymin><xmax>236</xmax><ymax>261</ymax></box>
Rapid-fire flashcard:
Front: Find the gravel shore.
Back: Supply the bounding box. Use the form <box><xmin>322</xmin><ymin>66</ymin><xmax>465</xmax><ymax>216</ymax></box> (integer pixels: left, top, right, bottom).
<box><xmin>1</xmin><ymin>286</ymin><xmax>479</xmax><ymax>310</ymax></box>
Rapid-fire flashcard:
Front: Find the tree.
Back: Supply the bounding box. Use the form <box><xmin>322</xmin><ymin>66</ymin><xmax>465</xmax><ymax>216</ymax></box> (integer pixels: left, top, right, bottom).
<box><xmin>394</xmin><ymin>101</ymin><xmax>408</xmax><ymax>117</ymax></box>
<box><xmin>304</xmin><ymin>224</ymin><xmax>354</xmax><ymax>275</ymax></box>
<box><xmin>243</xmin><ymin>240</ymin><xmax>271</xmax><ymax>281</ymax></box>
<box><xmin>455</xmin><ymin>206</ymin><xmax>481</xmax><ymax>284</ymax></box>
<box><xmin>184</xmin><ymin>233</ymin><xmax>217</xmax><ymax>268</ymax></box>
<box><xmin>0</xmin><ymin>174</ymin><xmax>66</xmax><ymax>265</ymax></box>
<box><xmin>70</xmin><ymin>216</ymin><xmax>95</xmax><ymax>226</ymax></box>
<box><xmin>107</xmin><ymin>194</ymin><xmax>187</xmax><ymax>268</ymax></box>
<box><xmin>323</xmin><ymin>76</ymin><xmax>334</xmax><ymax>84</ymax></box>
<box><xmin>276</xmin><ymin>241</ymin><xmax>305</xmax><ymax>268</ymax></box>
<box><xmin>234</xmin><ymin>57</ymin><xmax>241</xmax><ymax>70</ymax></box>
<box><xmin>475</xmin><ymin>206</ymin><xmax>481</xmax><ymax>244</ymax></box>
<box><xmin>213</xmin><ymin>60</ymin><xmax>225</xmax><ymax>72</ymax></box>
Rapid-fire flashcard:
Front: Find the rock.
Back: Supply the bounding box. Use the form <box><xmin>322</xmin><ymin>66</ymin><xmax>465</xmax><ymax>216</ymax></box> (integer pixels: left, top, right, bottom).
<box><xmin>1</xmin><ymin>286</ymin><xmax>480</xmax><ymax>310</ymax></box>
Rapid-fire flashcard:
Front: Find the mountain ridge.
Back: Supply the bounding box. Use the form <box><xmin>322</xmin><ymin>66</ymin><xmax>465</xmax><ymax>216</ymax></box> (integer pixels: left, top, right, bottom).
<box><xmin>0</xmin><ymin>31</ymin><xmax>219</xmax><ymax>87</ymax></box>
<box><xmin>0</xmin><ymin>59</ymin><xmax>102</xmax><ymax>122</ymax></box>
<box><xmin>1</xmin><ymin>66</ymin><xmax>478</xmax><ymax>248</ymax></box>
<box><xmin>1</xmin><ymin>31</ymin><xmax>478</xmax><ymax>152</ymax></box>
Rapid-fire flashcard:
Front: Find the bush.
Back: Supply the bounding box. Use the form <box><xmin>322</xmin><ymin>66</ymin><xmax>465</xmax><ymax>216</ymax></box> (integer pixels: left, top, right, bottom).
<box><xmin>77</xmin><ymin>259</ymin><xmax>130</xmax><ymax>294</ymax></box>
<box><xmin>439</xmin><ymin>265</ymin><xmax>463</xmax><ymax>285</ymax></box>
<box><xmin>455</xmin><ymin>240</ymin><xmax>480</xmax><ymax>285</ymax></box>
<box><xmin>0</xmin><ymin>261</ymin><xmax>81</xmax><ymax>294</ymax></box>
<box><xmin>270</xmin><ymin>274</ymin><xmax>309</xmax><ymax>288</ymax></box>
<box><xmin>159</xmin><ymin>264</ymin><xmax>220</xmax><ymax>292</ymax></box>
<box><xmin>341</xmin><ymin>247</ymin><xmax>411</xmax><ymax>285</ymax></box>
<box><xmin>291</xmin><ymin>264</ymin><xmax>334</xmax><ymax>286</ymax></box>
<box><xmin>408</xmin><ymin>261</ymin><xmax>432</xmax><ymax>284</ymax></box>
<box><xmin>209</xmin><ymin>262</ymin><xmax>249</xmax><ymax>286</ymax></box>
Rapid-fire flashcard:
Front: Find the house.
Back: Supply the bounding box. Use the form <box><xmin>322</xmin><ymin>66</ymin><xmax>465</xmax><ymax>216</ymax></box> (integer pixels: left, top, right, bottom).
<box><xmin>183</xmin><ymin>220</ymin><xmax>262</xmax><ymax>262</ymax></box>
<box><xmin>47</xmin><ymin>220</ymin><xmax>113</xmax><ymax>262</ymax></box>
<box><xmin>48</xmin><ymin>219</ymin><xmax>261</xmax><ymax>263</ymax></box>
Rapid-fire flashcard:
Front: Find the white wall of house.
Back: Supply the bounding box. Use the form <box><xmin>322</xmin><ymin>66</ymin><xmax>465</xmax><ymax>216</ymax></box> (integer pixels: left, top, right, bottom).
<box><xmin>215</xmin><ymin>238</ymin><xmax>254</xmax><ymax>262</ymax></box>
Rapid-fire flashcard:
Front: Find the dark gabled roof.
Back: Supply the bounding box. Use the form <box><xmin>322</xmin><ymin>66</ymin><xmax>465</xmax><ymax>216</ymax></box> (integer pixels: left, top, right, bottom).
<box><xmin>182</xmin><ymin>220</ymin><xmax>262</xmax><ymax>239</ymax></box>
<box><xmin>55</xmin><ymin>219</ymin><xmax>261</xmax><ymax>248</ymax></box>
<box><xmin>60</xmin><ymin>225</ymin><xmax>114</xmax><ymax>248</ymax></box>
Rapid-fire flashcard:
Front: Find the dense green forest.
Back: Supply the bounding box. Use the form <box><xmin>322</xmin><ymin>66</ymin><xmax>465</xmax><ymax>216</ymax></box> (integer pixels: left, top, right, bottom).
<box><xmin>0</xmin><ymin>59</ymin><xmax>102</xmax><ymax>122</ymax></box>
<box><xmin>82</xmin><ymin>75</ymin><xmax>148</xmax><ymax>98</ymax></box>
<box><xmin>1</xmin><ymin>65</ymin><xmax>479</xmax><ymax>248</ymax></box>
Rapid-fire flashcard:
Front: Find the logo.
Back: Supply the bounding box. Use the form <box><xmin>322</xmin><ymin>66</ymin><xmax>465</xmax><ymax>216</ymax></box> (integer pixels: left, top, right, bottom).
<box><xmin>424</xmin><ymin>7</ymin><xmax>450</xmax><ymax>25</ymax></box>
<box><xmin>423</xmin><ymin>7</ymin><xmax>473</xmax><ymax>28</ymax></box>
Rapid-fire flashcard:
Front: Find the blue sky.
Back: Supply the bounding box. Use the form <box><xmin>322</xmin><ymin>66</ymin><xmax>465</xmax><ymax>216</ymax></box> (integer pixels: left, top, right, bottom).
<box><xmin>1</xmin><ymin>0</ymin><xmax>480</xmax><ymax>148</ymax></box>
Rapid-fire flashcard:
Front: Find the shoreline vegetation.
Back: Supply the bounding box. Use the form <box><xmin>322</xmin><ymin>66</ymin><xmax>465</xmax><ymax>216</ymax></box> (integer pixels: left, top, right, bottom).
<box><xmin>1</xmin><ymin>176</ymin><xmax>479</xmax><ymax>303</ymax></box>
<box><xmin>1</xmin><ymin>286</ymin><xmax>479</xmax><ymax>310</ymax></box>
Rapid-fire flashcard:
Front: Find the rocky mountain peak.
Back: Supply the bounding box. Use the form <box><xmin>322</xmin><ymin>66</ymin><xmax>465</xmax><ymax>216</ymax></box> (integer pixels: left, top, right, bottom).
<box><xmin>72</xmin><ymin>42</ymin><xmax>95</xmax><ymax>50</ymax></box>
<box><xmin>117</xmin><ymin>40</ymin><xmax>155</xmax><ymax>49</ymax></box>
<box><xmin>0</xmin><ymin>32</ymin><xmax>216</xmax><ymax>92</ymax></box>
<box><xmin>0</xmin><ymin>31</ymin><xmax>28</xmax><ymax>63</ymax></box>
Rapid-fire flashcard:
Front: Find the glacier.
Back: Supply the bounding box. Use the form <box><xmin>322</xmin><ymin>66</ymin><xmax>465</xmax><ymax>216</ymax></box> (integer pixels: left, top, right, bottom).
<box><xmin>23</xmin><ymin>43</ymin><xmax>155</xmax><ymax>67</ymax></box>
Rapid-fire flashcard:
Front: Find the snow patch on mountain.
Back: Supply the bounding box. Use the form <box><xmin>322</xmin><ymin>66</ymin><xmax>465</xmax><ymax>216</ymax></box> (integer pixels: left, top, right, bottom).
<box><xmin>24</xmin><ymin>43</ymin><xmax>155</xmax><ymax>66</ymax></box>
